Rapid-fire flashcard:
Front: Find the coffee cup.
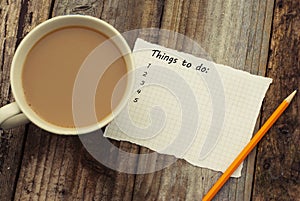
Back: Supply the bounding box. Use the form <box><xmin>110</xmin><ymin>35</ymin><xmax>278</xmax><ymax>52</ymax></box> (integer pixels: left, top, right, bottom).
<box><xmin>0</xmin><ymin>15</ymin><xmax>134</xmax><ymax>135</ymax></box>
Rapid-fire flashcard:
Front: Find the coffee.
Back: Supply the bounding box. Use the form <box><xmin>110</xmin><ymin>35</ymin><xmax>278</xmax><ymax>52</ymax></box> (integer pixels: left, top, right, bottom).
<box><xmin>22</xmin><ymin>26</ymin><xmax>128</xmax><ymax>128</ymax></box>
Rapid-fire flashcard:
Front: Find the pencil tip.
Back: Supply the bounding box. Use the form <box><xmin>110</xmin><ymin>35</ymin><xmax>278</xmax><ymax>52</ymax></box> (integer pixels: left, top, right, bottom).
<box><xmin>285</xmin><ymin>90</ymin><xmax>297</xmax><ymax>103</ymax></box>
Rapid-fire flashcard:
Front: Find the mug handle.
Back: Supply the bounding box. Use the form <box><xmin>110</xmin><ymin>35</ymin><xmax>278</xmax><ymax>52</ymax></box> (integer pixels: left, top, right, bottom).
<box><xmin>0</xmin><ymin>102</ymin><xmax>30</xmax><ymax>130</ymax></box>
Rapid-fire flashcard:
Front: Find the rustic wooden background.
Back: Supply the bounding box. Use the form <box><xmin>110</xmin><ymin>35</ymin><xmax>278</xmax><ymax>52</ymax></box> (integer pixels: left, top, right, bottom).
<box><xmin>0</xmin><ymin>0</ymin><xmax>299</xmax><ymax>200</ymax></box>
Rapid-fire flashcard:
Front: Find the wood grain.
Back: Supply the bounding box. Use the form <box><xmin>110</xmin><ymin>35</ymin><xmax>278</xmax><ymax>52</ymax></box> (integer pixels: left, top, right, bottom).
<box><xmin>2</xmin><ymin>0</ymin><xmax>298</xmax><ymax>200</ymax></box>
<box><xmin>253</xmin><ymin>0</ymin><xmax>300</xmax><ymax>200</ymax></box>
<box><xmin>132</xmin><ymin>0</ymin><xmax>274</xmax><ymax>200</ymax></box>
<box><xmin>0</xmin><ymin>0</ymin><xmax>29</xmax><ymax>199</ymax></box>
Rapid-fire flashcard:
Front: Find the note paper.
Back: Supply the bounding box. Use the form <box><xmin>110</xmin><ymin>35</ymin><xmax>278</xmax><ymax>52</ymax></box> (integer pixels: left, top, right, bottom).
<box><xmin>104</xmin><ymin>39</ymin><xmax>272</xmax><ymax>177</ymax></box>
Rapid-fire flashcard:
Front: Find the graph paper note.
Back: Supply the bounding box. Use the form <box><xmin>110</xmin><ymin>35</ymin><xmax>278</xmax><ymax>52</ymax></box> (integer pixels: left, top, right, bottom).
<box><xmin>104</xmin><ymin>38</ymin><xmax>272</xmax><ymax>177</ymax></box>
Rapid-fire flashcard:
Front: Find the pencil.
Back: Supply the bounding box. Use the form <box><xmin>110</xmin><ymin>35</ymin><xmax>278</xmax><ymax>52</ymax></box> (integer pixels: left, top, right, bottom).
<box><xmin>202</xmin><ymin>90</ymin><xmax>297</xmax><ymax>201</ymax></box>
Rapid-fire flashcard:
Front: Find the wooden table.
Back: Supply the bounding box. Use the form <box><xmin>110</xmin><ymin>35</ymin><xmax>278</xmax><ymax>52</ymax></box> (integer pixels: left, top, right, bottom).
<box><xmin>0</xmin><ymin>0</ymin><xmax>299</xmax><ymax>200</ymax></box>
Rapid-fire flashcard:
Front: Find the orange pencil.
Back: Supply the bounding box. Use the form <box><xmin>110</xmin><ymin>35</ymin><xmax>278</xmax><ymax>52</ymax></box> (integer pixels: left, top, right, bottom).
<box><xmin>202</xmin><ymin>90</ymin><xmax>297</xmax><ymax>201</ymax></box>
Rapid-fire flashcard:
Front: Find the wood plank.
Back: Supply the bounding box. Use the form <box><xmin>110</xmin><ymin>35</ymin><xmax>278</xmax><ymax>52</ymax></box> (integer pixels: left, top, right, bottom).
<box><xmin>253</xmin><ymin>0</ymin><xmax>300</xmax><ymax>200</ymax></box>
<box><xmin>7</xmin><ymin>0</ymin><xmax>280</xmax><ymax>200</ymax></box>
<box><xmin>0</xmin><ymin>0</ymin><xmax>31</xmax><ymax>199</ymax></box>
<box><xmin>14</xmin><ymin>0</ymin><xmax>165</xmax><ymax>200</ymax></box>
<box><xmin>132</xmin><ymin>0</ymin><xmax>274</xmax><ymax>200</ymax></box>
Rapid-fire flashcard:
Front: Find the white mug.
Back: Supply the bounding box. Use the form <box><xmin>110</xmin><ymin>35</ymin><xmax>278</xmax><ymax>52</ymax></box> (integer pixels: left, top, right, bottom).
<box><xmin>0</xmin><ymin>15</ymin><xmax>134</xmax><ymax>135</ymax></box>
